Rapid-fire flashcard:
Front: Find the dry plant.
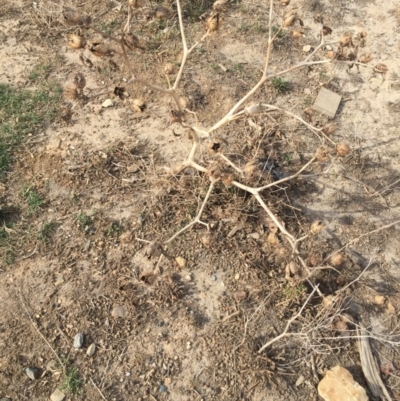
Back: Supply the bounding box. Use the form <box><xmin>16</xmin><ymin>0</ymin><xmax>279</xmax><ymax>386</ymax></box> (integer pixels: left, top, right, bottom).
<box><xmin>60</xmin><ymin>1</ymin><xmax>393</xmax><ymax>292</ymax></box>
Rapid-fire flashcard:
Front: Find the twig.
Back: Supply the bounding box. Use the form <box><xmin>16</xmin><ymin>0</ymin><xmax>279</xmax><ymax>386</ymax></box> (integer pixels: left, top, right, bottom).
<box><xmin>91</xmin><ymin>378</ymin><xmax>108</xmax><ymax>401</ymax></box>
<box><xmin>258</xmin><ymin>285</ymin><xmax>319</xmax><ymax>353</ymax></box>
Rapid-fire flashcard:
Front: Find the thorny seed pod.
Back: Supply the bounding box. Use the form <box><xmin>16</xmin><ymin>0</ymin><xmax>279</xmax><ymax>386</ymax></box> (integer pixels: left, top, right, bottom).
<box><xmin>73</xmin><ymin>73</ymin><xmax>86</xmax><ymax>89</ymax></box>
<box><xmin>123</xmin><ymin>33</ymin><xmax>143</xmax><ymax>50</ymax></box>
<box><xmin>325</xmin><ymin>50</ymin><xmax>336</xmax><ymax>59</ymax></box>
<box><xmin>63</xmin><ymin>84</ymin><xmax>79</xmax><ymax>101</ymax></box>
<box><xmin>179</xmin><ymin>96</ymin><xmax>189</xmax><ymax>109</ymax></box>
<box><xmin>339</xmin><ymin>35</ymin><xmax>352</xmax><ymax>47</ymax></box>
<box><xmin>316</xmin><ymin>146</ymin><xmax>329</xmax><ymax>162</ymax></box>
<box><xmin>207</xmin><ymin>165</ymin><xmax>222</xmax><ymax>180</ymax></box>
<box><xmin>199</xmin><ymin>232</ymin><xmax>211</xmax><ymax>248</ymax></box>
<box><xmin>359</xmin><ymin>53</ymin><xmax>372</xmax><ymax>63</ymax></box>
<box><xmin>234</xmin><ymin>290</ymin><xmax>248</xmax><ymax>302</ymax></box>
<box><xmin>132</xmin><ymin>98</ymin><xmax>146</xmax><ymax>112</ymax></box>
<box><xmin>280</xmin><ymin>0</ymin><xmax>290</xmax><ymax>5</ymax></box>
<box><xmin>283</xmin><ymin>13</ymin><xmax>296</xmax><ymax>27</ymax></box>
<box><xmin>89</xmin><ymin>43</ymin><xmax>113</xmax><ymax>57</ymax></box>
<box><xmin>206</xmin><ymin>13</ymin><xmax>219</xmax><ymax>32</ymax></box>
<box><xmin>330</xmin><ymin>252</ymin><xmax>345</xmax><ymax>267</ymax></box>
<box><xmin>310</xmin><ymin>220</ymin><xmax>325</xmax><ymax>234</ymax></box>
<box><xmin>322</xmin><ymin>25</ymin><xmax>332</xmax><ymax>35</ymax></box>
<box><xmin>208</xmin><ymin>142</ymin><xmax>221</xmax><ymax>154</ymax></box>
<box><xmin>128</xmin><ymin>0</ymin><xmax>144</xmax><ymax>8</ymax></box>
<box><xmin>221</xmin><ymin>173</ymin><xmax>234</xmax><ymax>187</ymax></box>
<box><xmin>169</xmin><ymin>110</ymin><xmax>182</xmax><ymax>123</ymax></box>
<box><xmin>275</xmin><ymin>246</ymin><xmax>287</xmax><ymax>259</ymax></box>
<box><xmin>155</xmin><ymin>6</ymin><xmax>171</xmax><ymax>20</ymax></box>
<box><xmin>336</xmin><ymin>142</ymin><xmax>351</xmax><ymax>156</ymax></box>
<box><xmin>314</xmin><ymin>14</ymin><xmax>323</xmax><ymax>23</ymax></box>
<box><xmin>303</xmin><ymin>107</ymin><xmax>314</xmax><ymax>121</ymax></box>
<box><xmin>164</xmin><ymin>62</ymin><xmax>174</xmax><ymax>75</ymax></box>
<box><xmin>292</xmin><ymin>30</ymin><xmax>303</xmax><ymax>39</ymax></box>
<box><xmin>67</xmin><ymin>33</ymin><xmax>86</xmax><ymax>49</ymax></box>
<box><xmin>245</xmin><ymin>102</ymin><xmax>260</xmax><ymax>115</ymax></box>
<box><xmin>213</xmin><ymin>0</ymin><xmax>229</xmax><ymax>11</ymax></box>
<box><xmin>267</xmin><ymin>232</ymin><xmax>280</xmax><ymax>246</ymax></box>
<box><xmin>63</xmin><ymin>7</ymin><xmax>91</xmax><ymax>26</ymax></box>
<box><xmin>322</xmin><ymin>122</ymin><xmax>338</xmax><ymax>135</ymax></box>
<box><xmin>374</xmin><ymin>63</ymin><xmax>388</xmax><ymax>74</ymax></box>
<box><xmin>307</xmin><ymin>252</ymin><xmax>322</xmax><ymax>267</ymax></box>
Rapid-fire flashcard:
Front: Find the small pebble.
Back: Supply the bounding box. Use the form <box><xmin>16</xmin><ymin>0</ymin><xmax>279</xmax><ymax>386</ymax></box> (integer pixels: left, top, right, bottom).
<box><xmin>102</xmin><ymin>99</ymin><xmax>113</xmax><ymax>108</ymax></box>
<box><xmin>112</xmin><ymin>305</ymin><xmax>128</xmax><ymax>318</ymax></box>
<box><xmin>86</xmin><ymin>343</ymin><xmax>96</xmax><ymax>357</ymax></box>
<box><xmin>159</xmin><ymin>385</ymin><xmax>167</xmax><ymax>393</ymax></box>
<box><xmin>248</xmin><ymin>232</ymin><xmax>260</xmax><ymax>240</ymax></box>
<box><xmin>211</xmin><ymin>274</ymin><xmax>217</xmax><ymax>281</ymax></box>
<box><xmin>74</xmin><ymin>333</ymin><xmax>84</xmax><ymax>349</ymax></box>
<box><xmin>296</xmin><ymin>374</ymin><xmax>305</xmax><ymax>386</ymax></box>
<box><xmin>175</xmin><ymin>256</ymin><xmax>186</xmax><ymax>268</ymax></box>
<box><xmin>50</xmin><ymin>388</ymin><xmax>66</xmax><ymax>401</ymax></box>
<box><xmin>234</xmin><ymin>273</ymin><xmax>240</xmax><ymax>280</ymax></box>
<box><xmin>25</xmin><ymin>367</ymin><xmax>40</xmax><ymax>380</ymax></box>
<box><xmin>302</xmin><ymin>45</ymin><xmax>312</xmax><ymax>53</ymax></box>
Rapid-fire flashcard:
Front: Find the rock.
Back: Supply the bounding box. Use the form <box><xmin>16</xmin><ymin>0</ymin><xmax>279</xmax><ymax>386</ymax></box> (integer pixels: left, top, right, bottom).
<box><xmin>159</xmin><ymin>385</ymin><xmax>167</xmax><ymax>393</ymax></box>
<box><xmin>296</xmin><ymin>374</ymin><xmax>305</xmax><ymax>386</ymax></box>
<box><xmin>303</xmin><ymin>45</ymin><xmax>312</xmax><ymax>53</ymax></box>
<box><xmin>102</xmin><ymin>99</ymin><xmax>114</xmax><ymax>108</ymax></box>
<box><xmin>247</xmin><ymin>232</ymin><xmax>260</xmax><ymax>240</ymax></box>
<box><xmin>318</xmin><ymin>365</ymin><xmax>368</xmax><ymax>401</ymax></box>
<box><xmin>111</xmin><ymin>305</ymin><xmax>128</xmax><ymax>318</ymax></box>
<box><xmin>73</xmin><ymin>333</ymin><xmax>84</xmax><ymax>349</ymax></box>
<box><xmin>25</xmin><ymin>367</ymin><xmax>40</xmax><ymax>380</ymax></box>
<box><xmin>50</xmin><ymin>388</ymin><xmax>66</xmax><ymax>401</ymax></box>
<box><xmin>312</xmin><ymin>87</ymin><xmax>342</xmax><ymax>118</ymax></box>
<box><xmin>175</xmin><ymin>256</ymin><xmax>186</xmax><ymax>268</ymax></box>
<box><xmin>86</xmin><ymin>343</ymin><xmax>96</xmax><ymax>357</ymax></box>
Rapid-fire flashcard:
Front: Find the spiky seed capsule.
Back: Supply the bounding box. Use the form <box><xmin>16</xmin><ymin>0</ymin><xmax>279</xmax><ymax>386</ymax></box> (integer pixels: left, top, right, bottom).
<box><xmin>339</xmin><ymin>35</ymin><xmax>352</xmax><ymax>47</ymax></box>
<box><xmin>206</xmin><ymin>13</ymin><xmax>219</xmax><ymax>32</ymax></box>
<box><xmin>128</xmin><ymin>0</ymin><xmax>144</xmax><ymax>8</ymax></box>
<box><xmin>330</xmin><ymin>253</ymin><xmax>345</xmax><ymax>267</ymax></box>
<box><xmin>359</xmin><ymin>54</ymin><xmax>372</xmax><ymax>63</ymax></box>
<box><xmin>292</xmin><ymin>30</ymin><xmax>303</xmax><ymax>38</ymax></box>
<box><xmin>283</xmin><ymin>14</ymin><xmax>296</xmax><ymax>27</ymax></box>
<box><xmin>322</xmin><ymin>26</ymin><xmax>332</xmax><ymax>35</ymax></box>
<box><xmin>310</xmin><ymin>220</ymin><xmax>325</xmax><ymax>234</ymax></box>
<box><xmin>63</xmin><ymin>85</ymin><xmax>79</xmax><ymax>100</ymax></box>
<box><xmin>335</xmin><ymin>320</ymin><xmax>347</xmax><ymax>331</ymax></box>
<box><xmin>308</xmin><ymin>253</ymin><xmax>322</xmax><ymax>267</ymax></box>
<box><xmin>154</xmin><ymin>6</ymin><xmax>170</xmax><ymax>19</ymax></box>
<box><xmin>374</xmin><ymin>63</ymin><xmax>388</xmax><ymax>73</ymax></box>
<box><xmin>169</xmin><ymin>110</ymin><xmax>182</xmax><ymax>123</ymax></box>
<box><xmin>63</xmin><ymin>7</ymin><xmax>91</xmax><ymax>26</ymax></box>
<box><xmin>179</xmin><ymin>96</ymin><xmax>189</xmax><ymax>109</ymax></box>
<box><xmin>207</xmin><ymin>166</ymin><xmax>221</xmax><ymax>180</ymax></box>
<box><xmin>199</xmin><ymin>232</ymin><xmax>211</xmax><ymax>248</ymax></box>
<box><xmin>164</xmin><ymin>62</ymin><xmax>174</xmax><ymax>75</ymax></box>
<box><xmin>67</xmin><ymin>33</ymin><xmax>86</xmax><ymax>49</ymax></box>
<box><xmin>89</xmin><ymin>43</ymin><xmax>112</xmax><ymax>57</ymax></box>
<box><xmin>326</xmin><ymin>50</ymin><xmax>336</xmax><ymax>59</ymax></box>
<box><xmin>336</xmin><ymin>142</ymin><xmax>351</xmax><ymax>156</ymax></box>
<box><xmin>322</xmin><ymin>122</ymin><xmax>338</xmax><ymax>135</ymax></box>
<box><xmin>245</xmin><ymin>102</ymin><xmax>260</xmax><ymax>115</ymax></box>
<box><xmin>131</xmin><ymin>98</ymin><xmax>145</xmax><ymax>113</ymax></box>
<box><xmin>221</xmin><ymin>173</ymin><xmax>234</xmax><ymax>187</ymax></box>
<box><xmin>267</xmin><ymin>232</ymin><xmax>280</xmax><ymax>246</ymax></box>
<box><xmin>213</xmin><ymin>0</ymin><xmax>229</xmax><ymax>11</ymax></box>
<box><xmin>123</xmin><ymin>33</ymin><xmax>142</xmax><ymax>50</ymax></box>
<box><xmin>73</xmin><ymin>73</ymin><xmax>86</xmax><ymax>89</ymax></box>
<box><xmin>316</xmin><ymin>146</ymin><xmax>329</xmax><ymax>162</ymax></box>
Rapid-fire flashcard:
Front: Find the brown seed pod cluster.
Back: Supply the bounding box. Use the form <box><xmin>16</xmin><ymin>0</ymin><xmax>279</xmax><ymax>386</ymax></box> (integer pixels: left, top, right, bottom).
<box><xmin>310</xmin><ymin>220</ymin><xmax>325</xmax><ymax>234</ymax></box>
<box><xmin>63</xmin><ymin>7</ymin><xmax>91</xmax><ymax>26</ymax></box>
<box><xmin>164</xmin><ymin>62</ymin><xmax>174</xmax><ymax>75</ymax></box>
<box><xmin>67</xmin><ymin>33</ymin><xmax>86</xmax><ymax>49</ymax></box>
<box><xmin>336</xmin><ymin>142</ymin><xmax>351</xmax><ymax>156</ymax></box>
<box><xmin>206</xmin><ymin>13</ymin><xmax>219</xmax><ymax>32</ymax></box>
<box><xmin>283</xmin><ymin>11</ymin><xmax>303</xmax><ymax>28</ymax></box>
<box><xmin>330</xmin><ymin>252</ymin><xmax>345</xmax><ymax>267</ymax></box>
<box><xmin>89</xmin><ymin>42</ymin><xmax>113</xmax><ymax>57</ymax></box>
<box><xmin>322</xmin><ymin>122</ymin><xmax>338</xmax><ymax>135</ymax></box>
<box><xmin>131</xmin><ymin>98</ymin><xmax>146</xmax><ymax>113</ymax></box>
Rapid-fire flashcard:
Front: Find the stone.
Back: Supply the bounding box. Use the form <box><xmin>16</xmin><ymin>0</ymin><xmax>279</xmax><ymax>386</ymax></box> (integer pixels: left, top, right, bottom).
<box><xmin>112</xmin><ymin>305</ymin><xmax>128</xmax><ymax>318</ymax></box>
<box><xmin>303</xmin><ymin>45</ymin><xmax>312</xmax><ymax>53</ymax></box>
<box><xmin>50</xmin><ymin>388</ymin><xmax>66</xmax><ymax>401</ymax></box>
<box><xmin>175</xmin><ymin>256</ymin><xmax>186</xmax><ymax>268</ymax></box>
<box><xmin>159</xmin><ymin>385</ymin><xmax>167</xmax><ymax>393</ymax></box>
<box><xmin>318</xmin><ymin>365</ymin><xmax>368</xmax><ymax>401</ymax></box>
<box><xmin>86</xmin><ymin>343</ymin><xmax>96</xmax><ymax>357</ymax></box>
<box><xmin>374</xmin><ymin>295</ymin><xmax>385</xmax><ymax>305</ymax></box>
<box><xmin>312</xmin><ymin>87</ymin><xmax>342</xmax><ymax>118</ymax></box>
<box><xmin>102</xmin><ymin>99</ymin><xmax>113</xmax><ymax>108</ymax></box>
<box><xmin>25</xmin><ymin>367</ymin><xmax>40</xmax><ymax>380</ymax></box>
<box><xmin>73</xmin><ymin>333</ymin><xmax>84</xmax><ymax>349</ymax></box>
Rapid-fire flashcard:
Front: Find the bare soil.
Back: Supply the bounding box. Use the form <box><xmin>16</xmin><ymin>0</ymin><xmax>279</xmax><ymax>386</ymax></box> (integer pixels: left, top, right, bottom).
<box><xmin>1</xmin><ymin>0</ymin><xmax>400</xmax><ymax>400</ymax></box>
